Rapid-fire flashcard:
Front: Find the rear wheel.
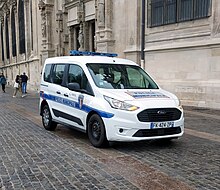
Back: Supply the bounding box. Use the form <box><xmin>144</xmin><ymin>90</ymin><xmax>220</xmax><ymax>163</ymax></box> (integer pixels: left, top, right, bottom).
<box><xmin>42</xmin><ymin>105</ymin><xmax>57</xmax><ymax>131</ymax></box>
<box><xmin>88</xmin><ymin>114</ymin><xmax>108</xmax><ymax>148</ymax></box>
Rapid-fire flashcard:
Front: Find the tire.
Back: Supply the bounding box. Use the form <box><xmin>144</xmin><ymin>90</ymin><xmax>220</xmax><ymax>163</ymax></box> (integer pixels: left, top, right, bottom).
<box><xmin>87</xmin><ymin>114</ymin><xmax>108</xmax><ymax>148</ymax></box>
<box><xmin>42</xmin><ymin>105</ymin><xmax>57</xmax><ymax>131</ymax></box>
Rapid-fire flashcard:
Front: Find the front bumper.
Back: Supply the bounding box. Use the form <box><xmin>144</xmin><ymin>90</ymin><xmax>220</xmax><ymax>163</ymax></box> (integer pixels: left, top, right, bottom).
<box><xmin>103</xmin><ymin>116</ymin><xmax>184</xmax><ymax>142</ymax></box>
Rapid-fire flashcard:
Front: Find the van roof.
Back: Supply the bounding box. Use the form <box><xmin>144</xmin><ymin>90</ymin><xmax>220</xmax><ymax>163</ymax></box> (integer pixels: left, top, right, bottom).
<box><xmin>45</xmin><ymin>56</ymin><xmax>138</xmax><ymax>66</ymax></box>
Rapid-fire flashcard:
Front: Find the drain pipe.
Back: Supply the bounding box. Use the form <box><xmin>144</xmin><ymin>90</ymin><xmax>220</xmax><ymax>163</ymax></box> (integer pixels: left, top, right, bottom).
<box><xmin>141</xmin><ymin>0</ymin><xmax>145</xmax><ymax>69</ymax></box>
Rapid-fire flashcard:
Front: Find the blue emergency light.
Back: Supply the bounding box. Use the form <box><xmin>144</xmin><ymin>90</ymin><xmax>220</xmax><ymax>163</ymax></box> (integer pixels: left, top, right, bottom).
<box><xmin>70</xmin><ymin>50</ymin><xmax>118</xmax><ymax>57</ymax></box>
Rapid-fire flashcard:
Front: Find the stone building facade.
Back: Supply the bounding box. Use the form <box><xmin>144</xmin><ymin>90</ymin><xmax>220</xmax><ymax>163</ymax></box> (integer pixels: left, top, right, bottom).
<box><xmin>145</xmin><ymin>0</ymin><xmax>220</xmax><ymax>109</ymax></box>
<box><xmin>0</xmin><ymin>0</ymin><xmax>219</xmax><ymax>109</ymax></box>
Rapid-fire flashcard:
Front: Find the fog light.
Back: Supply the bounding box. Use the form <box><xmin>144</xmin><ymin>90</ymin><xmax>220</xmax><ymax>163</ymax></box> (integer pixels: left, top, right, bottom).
<box><xmin>119</xmin><ymin>128</ymin><xmax>123</xmax><ymax>133</ymax></box>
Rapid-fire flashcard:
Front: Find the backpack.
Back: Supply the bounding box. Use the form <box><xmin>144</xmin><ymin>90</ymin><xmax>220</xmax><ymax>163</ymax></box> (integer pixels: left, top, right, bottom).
<box><xmin>1</xmin><ymin>77</ymin><xmax>6</xmax><ymax>85</ymax></box>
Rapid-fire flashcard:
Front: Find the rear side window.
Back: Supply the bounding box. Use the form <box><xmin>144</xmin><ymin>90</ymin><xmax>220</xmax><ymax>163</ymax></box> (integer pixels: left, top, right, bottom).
<box><xmin>51</xmin><ymin>64</ymin><xmax>65</xmax><ymax>85</ymax></box>
<box><xmin>43</xmin><ymin>64</ymin><xmax>52</xmax><ymax>82</ymax></box>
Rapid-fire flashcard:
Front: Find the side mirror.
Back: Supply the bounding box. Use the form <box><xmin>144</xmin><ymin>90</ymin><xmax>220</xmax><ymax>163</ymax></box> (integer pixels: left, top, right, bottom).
<box><xmin>67</xmin><ymin>82</ymin><xmax>80</xmax><ymax>91</ymax></box>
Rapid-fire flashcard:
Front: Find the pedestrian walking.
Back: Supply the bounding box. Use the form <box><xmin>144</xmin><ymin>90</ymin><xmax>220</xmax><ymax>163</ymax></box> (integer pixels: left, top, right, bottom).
<box><xmin>0</xmin><ymin>73</ymin><xmax>7</xmax><ymax>93</ymax></box>
<box><xmin>13</xmin><ymin>75</ymin><xmax>22</xmax><ymax>98</ymax></box>
<box><xmin>21</xmin><ymin>72</ymin><xmax>28</xmax><ymax>95</ymax></box>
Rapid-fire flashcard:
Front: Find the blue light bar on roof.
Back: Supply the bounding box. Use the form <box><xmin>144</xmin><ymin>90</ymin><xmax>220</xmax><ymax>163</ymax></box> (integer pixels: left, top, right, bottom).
<box><xmin>70</xmin><ymin>50</ymin><xmax>118</xmax><ymax>57</ymax></box>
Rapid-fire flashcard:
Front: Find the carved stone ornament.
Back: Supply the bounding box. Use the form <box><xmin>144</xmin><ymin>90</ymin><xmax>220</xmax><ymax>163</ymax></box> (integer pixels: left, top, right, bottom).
<box><xmin>0</xmin><ymin>13</ymin><xmax>4</xmax><ymax>27</ymax></box>
<box><xmin>8</xmin><ymin>0</ymin><xmax>17</xmax><ymax>13</ymax></box>
<box><xmin>38</xmin><ymin>0</ymin><xmax>46</xmax><ymax>11</ymax></box>
<box><xmin>56</xmin><ymin>10</ymin><xmax>63</xmax><ymax>33</ymax></box>
<box><xmin>105</xmin><ymin>0</ymin><xmax>112</xmax><ymax>29</ymax></box>
<box><xmin>38</xmin><ymin>0</ymin><xmax>46</xmax><ymax>38</ymax></box>
<box><xmin>10</xmin><ymin>0</ymin><xmax>17</xmax><ymax>8</ymax></box>
<box><xmin>3</xmin><ymin>3</ymin><xmax>10</xmax><ymax>19</ymax></box>
<box><xmin>98</xmin><ymin>0</ymin><xmax>105</xmax><ymax>27</ymax></box>
<box><xmin>77</xmin><ymin>0</ymin><xmax>84</xmax><ymax>23</ymax></box>
<box><xmin>78</xmin><ymin>24</ymin><xmax>84</xmax><ymax>50</ymax></box>
<box><xmin>41</xmin><ymin>12</ymin><xmax>46</xmax><ymax>38</ymax></box>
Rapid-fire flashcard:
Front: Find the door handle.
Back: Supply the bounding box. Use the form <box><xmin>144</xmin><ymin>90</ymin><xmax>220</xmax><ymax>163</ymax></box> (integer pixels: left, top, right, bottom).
<box><xmin>64</xmin><ymin>94</ymin><xmax>69</xmax><ymax>97</ymax></box>
<box><xmin>56</xmin><ymin>91</ymin><xmax>61</xmax><ymax>94</ymax></box>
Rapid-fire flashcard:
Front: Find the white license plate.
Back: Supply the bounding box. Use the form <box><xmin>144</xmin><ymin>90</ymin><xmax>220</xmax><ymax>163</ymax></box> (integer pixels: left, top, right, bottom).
<box><xmin>150</xmin><ymin>121</ymin><xmax>174</xmax><ymax>129</ymax></box>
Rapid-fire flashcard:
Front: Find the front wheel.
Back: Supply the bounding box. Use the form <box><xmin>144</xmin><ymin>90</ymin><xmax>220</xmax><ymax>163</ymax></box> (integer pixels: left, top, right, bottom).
<box><xmin>87</xmin><ymin>114</ymin><xmax>108</xmax><ymax>148</ymax></box>
<box><xmin>42</xmin><ymin>105</ymin><xmax>57</xmax><ymax>131</ymax></box>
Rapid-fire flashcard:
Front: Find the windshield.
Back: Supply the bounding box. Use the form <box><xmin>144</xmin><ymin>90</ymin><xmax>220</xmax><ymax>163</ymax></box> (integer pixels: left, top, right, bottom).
<box><xmin>87</xmin><ymin>63</ymin><xmax>159</xmax><ymax>89</ymax></box>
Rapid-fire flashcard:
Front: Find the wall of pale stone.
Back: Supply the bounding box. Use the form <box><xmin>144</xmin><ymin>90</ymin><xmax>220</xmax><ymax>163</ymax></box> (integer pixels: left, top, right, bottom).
<box><xmin>112</xmin><ymin>0</ymin><xmax>141</xmax><ymax>64</ymax></box>
<box><xmin>144</xmin><ymin>0</ymin><xmax>220</xmax><ymax>109</ymax></box>
<box><xmin>145</xmin><ymin>46</ymin><xmax>220</xmax><ymax>108</ymax></box>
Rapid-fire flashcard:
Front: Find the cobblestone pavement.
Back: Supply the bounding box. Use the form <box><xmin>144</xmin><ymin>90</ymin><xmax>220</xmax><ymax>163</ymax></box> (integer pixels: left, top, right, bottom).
<box><xmin>0</xmin><ymin>87</ymin><xmax>219</xmax><ymax>190</ymax></box>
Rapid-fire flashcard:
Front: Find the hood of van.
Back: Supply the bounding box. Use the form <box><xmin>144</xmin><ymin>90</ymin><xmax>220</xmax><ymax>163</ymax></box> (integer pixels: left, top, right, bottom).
<box><xmin>101</xmin><ymin>89</ymin><xmax>179</xmax><ymax>108</ymax></box>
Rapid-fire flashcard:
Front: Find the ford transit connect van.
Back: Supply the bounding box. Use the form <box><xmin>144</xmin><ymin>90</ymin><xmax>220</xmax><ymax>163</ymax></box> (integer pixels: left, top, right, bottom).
<box><xmin>39</xmin><ymin>51</ymin><xmax>184</xmax><ymax>147</ymax></box>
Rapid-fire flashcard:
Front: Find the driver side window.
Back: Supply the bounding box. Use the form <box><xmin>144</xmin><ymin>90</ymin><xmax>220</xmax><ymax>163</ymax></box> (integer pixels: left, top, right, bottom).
<box><xmin>127</xmin><ymin>67</ymin><xmax>148</xmax><ymax>88</ymax></box>
<box><xmin>68</xmin><ymin>64</ymin><xmax>92</xmax><ymax>93</ymax></box>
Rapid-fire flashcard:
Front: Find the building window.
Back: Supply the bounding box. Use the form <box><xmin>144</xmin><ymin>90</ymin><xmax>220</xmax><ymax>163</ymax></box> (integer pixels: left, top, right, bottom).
<box><xmin>1</xmin><ymin>24</ymin><xmax>4</xmax><ymax>61</ymax></box>
<box><xmin>149</xmin><ymin>0</ymin><xmax>211</xmax><ymax>27</ymax></box>
<box><xmin>194</xmin><ymin>0</ymin><xmax>210</xmax><ymax>19</ymax></box>
<box><xmin>5</xmin><ymin>17</ymin><xmax>10</xmax><ymax>59</ymax></box>
<box><xmin>18</xmin><ymin>0</ymin><xmax>26</xmax><ymax>54</ymax></box>
<box><xmin>73</xmin><ymin>25</ymin><xmax>80</xmax><ymax>50</ymax></box>
<box><xmin>88</xmin><ymin>20</ymin><xmax>95</xmax><ymax>52</ymax></box>
<box><xmin>69</xmin><ymin>25</ymin><xmax>80</xmax><ymax>51</ymax></box>
<box><xmin>11</xmin><ymin>11</ymin><xmax>17</xmax><ymax>57</ymax></box>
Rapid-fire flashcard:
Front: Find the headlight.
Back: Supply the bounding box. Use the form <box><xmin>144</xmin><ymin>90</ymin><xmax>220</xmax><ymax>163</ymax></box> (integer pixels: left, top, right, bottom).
<box><xmin>104</xmin><ymin>96</ymin><xmax>139</xmax><ymax>111</ymax></box>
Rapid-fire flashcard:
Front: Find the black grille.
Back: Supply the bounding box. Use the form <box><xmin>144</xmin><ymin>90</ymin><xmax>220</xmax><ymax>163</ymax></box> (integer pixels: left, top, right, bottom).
<box><xmin>133</xmin><ymin>127</ymin><xmax>181</xmax><ymax>137</ymax></box>
<box><xmin>137</xmin><ymin>108</ymin><xmax>182</xmax><ymax>122</ymax></box>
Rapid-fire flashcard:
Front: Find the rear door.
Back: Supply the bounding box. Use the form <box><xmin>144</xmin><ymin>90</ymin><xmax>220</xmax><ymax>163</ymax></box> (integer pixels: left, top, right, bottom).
<box><xmin>61</xmin><ymin>64</ymin><xmax>94</xmax><ymax>131</ymax></box>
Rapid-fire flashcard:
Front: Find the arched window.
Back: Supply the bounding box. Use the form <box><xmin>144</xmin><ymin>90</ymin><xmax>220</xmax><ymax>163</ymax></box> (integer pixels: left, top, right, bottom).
<box><xmin>11</xmin><ymin>11</ymin><xmax>17</xmax><ymax>57</ymax></box>
<box><xmin>1</xmin><ymin>24</ymin><xmax>4</xmax><ymax>61</ymax></box>
<box><xmin>18</xmin><ymin>0</ymin><xmax>25</xmax><ymax>54</ymax></box>
<box><xmin>5</xmin><ymin>17</ymin><xmax>10</xmax><ymax>59</ymax></box>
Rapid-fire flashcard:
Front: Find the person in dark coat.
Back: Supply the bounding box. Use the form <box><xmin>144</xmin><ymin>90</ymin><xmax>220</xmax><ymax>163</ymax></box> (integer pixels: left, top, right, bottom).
<box><xmin>21</xmin><ymin>72</ymin><xmax>28</xmax><ymax>95</ymax></box>
<box><xmin>0</xmin><ymin>73</ymin><xmax>7</xmax><ymax>93</ymax></box>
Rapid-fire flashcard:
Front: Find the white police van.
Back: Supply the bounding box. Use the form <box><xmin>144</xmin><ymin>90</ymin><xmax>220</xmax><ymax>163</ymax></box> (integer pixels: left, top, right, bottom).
<box><xmin>39</xmin><ymin>50</ymin><xmax>184</xmax><ymax>147</ymax></box>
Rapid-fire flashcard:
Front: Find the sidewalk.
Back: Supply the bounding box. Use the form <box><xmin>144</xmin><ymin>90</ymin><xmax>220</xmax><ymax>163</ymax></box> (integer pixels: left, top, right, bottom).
<box><xmin>4</xmin><ymin>85</ymin><xmax>39</xmax><ymax>98</ymax></box>
<box><xmin>2</xmin><ymin>86</ymin><xmax>40</xmax><ymax>116</ymax></box>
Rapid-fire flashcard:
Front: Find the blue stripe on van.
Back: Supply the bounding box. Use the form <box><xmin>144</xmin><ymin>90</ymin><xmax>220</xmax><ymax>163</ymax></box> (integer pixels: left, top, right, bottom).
<box><xmin>40</xmin><ymin>93</ymin><xmax>114</xmax><ymax>118</ymax></box>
